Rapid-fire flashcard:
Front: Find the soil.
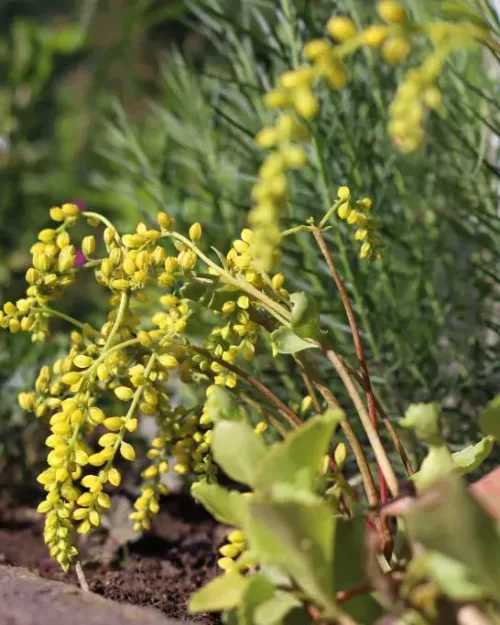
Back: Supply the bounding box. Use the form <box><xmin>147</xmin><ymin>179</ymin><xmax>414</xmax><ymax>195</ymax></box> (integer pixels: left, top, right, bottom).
<box><xmin>0</xmin><ymin>491</ymin><xmax>224</xmax><ymax>624</ymax></box>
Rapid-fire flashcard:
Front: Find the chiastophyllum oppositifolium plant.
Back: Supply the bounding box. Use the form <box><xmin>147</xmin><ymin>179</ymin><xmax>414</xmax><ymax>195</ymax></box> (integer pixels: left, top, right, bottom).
<box><xmin>95</xmin><ymin>0</ymin><xmax>500</xmax><ymax>434</ymax></box>
<box><xmin>1</xmin><ymin>197</ymin><xmax>500</xmax><ymax>623</ymax></box>
<box><xmin>1</xmin><ymin>1</ymin><xmax>500</xmax><ymax>624</ymax></box>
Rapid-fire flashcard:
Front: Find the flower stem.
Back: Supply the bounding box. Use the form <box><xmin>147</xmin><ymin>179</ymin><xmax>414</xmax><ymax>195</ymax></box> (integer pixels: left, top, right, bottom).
<box><xmin>37</xmin><ymin>307</ymin><xmax>99</xmax><ymax>336</ymax></box>
<box><xmin>311</xmin><ymin>225</ymin><xmax>388</xmax><ymax>502</ymax></box>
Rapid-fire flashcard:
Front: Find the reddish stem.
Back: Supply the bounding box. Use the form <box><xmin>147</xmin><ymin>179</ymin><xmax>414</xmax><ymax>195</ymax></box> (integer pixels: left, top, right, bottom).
<box><xmin>312</xmin><ymin>227</ymin><xmax>388</xmax><ymax>502</ymax></box>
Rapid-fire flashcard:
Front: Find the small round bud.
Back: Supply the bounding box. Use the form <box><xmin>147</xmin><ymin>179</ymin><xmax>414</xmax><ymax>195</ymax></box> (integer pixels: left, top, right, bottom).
<box><xmin>181</xmin><ymin>250</ymin><xmax>197</xmax><ymax>272</ymax></box>
<box><xmin>120</xmin><ymin>442</ymin><xmax>136</xmax><ymax>461</ymax></box>
<box><xmin>303</xmin><ymin>39</ymin><xmax>330</xmax><ymax>60</ymax></box>
<box><xmin>97</xmin><ymin>363</ymin><xmax>109</xmax><ymax>381</ymax></box>
<box><xmin>361</xmin><ymin>25</ymin><xmax>388</xmax><ymax>48</ymax></box>
<box><xmin>157</xmin><ymin>211</ymin><xmax>174</xmax><ymax>230</ymax></box>
<box><xmin>382</xmin><ymin>37</ymin><xmax>410</xmax><ymax>64</ymax></box>
<box><xmin>337</xmin><ymin>186</ymin><xmax>351</xmax><ymax>200</ymax></box>
<box><xmin>56</xmin><ymin>231</ymin><xmax>70</xmax><ymax>249</ymax></box>
<box><xmin>334</xmin><ymin>442</ymin><xmax>347</xmax><ymax>467</ymax></box>
<box><xmin>38</xmin><ymin>229</ymin><xmax>56</xmax><ymax>243</ymax></box>
<box><xmin>263</xmin><ymin>89</ymin><xmax>289</xmax><ymax>109</ymax></box>
<box><xmin>327</xmin><ymin>16</ymin><xmax>358</xmax><ymax>42</ymax></box>
<box><xmin>115</xmin><ymin>386</ymin><xmax>134</xmax><ymax>401</ymax></box>
<box><xmin>73</xmin><ymin>355</ymin><xmax>93</xmax><ymax>369</ymax></box>
<box><xmin>25</xmin><ymin>268</ymin><xmax>40</xmax><ymax>284</ymax></box>
<box><xmin>50</xmin><ymin>206</ymin><xmax>65</xmax><ymax>222</ymax></box>
<box><xmin>159</xmin><ymin>354</ymin><xmax>179</xmax><ymax>368</ymax></box>
<box><xmin>62</xmin><ymin>203</ymin><xmax>80</xmax><ymax>217</ymax></box>
<box><xmin>293</xmin><ymin>87</ymin><xmax>319</xmax><ymax>120</ymax></box>
<box><xmin>377</xmin><ymin>1</ymin><xmax>407</xmax><ymax>24</ymax></box>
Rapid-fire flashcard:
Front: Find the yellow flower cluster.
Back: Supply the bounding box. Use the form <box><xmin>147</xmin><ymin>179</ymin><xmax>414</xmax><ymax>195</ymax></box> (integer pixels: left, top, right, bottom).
<box><xmin>5</xmin><ymin>199</ymin><xmax>298</xmax><ymax>570</ymax></box>
<box><xmin>247</xmin><ymin>0</ymin><xmax>492</xmax><ymax>269</ymax></box>
<box><xmin>336</xmin><ymin>186</ymin><xmax>383</xmax><ymax>260</ymax></box>
<box><xmin>0</xmin><ymin>203</ymin><xmax>82</xmax><ymax>342</ymax></box>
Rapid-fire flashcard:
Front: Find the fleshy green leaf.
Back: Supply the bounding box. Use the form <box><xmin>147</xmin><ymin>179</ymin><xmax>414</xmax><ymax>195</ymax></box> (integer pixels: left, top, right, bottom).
<box><xmin>425</xmin><ymin>552</ymin><xmax>489</xmax><ymax>600</ymax></box>
<box><xmin>334</xmin><ymin>518</ymin><xmax>366</xmax><ymax>591</ymax></box>
<box><xmin>270</xmin><ymin>327</ymin><xmax>318</xmax><ymax>354</ymax></box>
<box><xmin>400</xmin><ymin>403</ymin><xmax>444</xmax><ymax>445</ymax></box>
<box><xmin>333</xmin><ymin>518</ymin><xmax>382</xmax><ymax>623</ymax></box>
<box><xmin>405</xmin><ymin>475</ymin><xmax>500</xmax><ymax>600</ymax></box>
<box><xmin>290</xmin><ymin>292</ymin><xmax>321</xmax><ymax>341</ymax></box>
<box><xmin>247</xmin><ymin>498</ymin><xmax>337</xmax><ymax>613</ymax></box>
<box><xmin>254</xmin><ymin>591</ymin><xmax>302</xmax><ymax>625</ymax></box>
<box><xmin>204</xmin><ymin>386</ymin><xmax>242</xmax><ymax>422</ymax></box>
<box><xmin>452</xmin><ymin>437</ymin><xmax>494</xmax><ymax>475</ymax></box>
<box><xmin>414</xmin><ymin>447</ymin><xmax>455</xmax><ymax>487</ymax></box>
<box><xmin>254</xmin><ymin>412</ymin><xmax>341</xmax><ymax>491</ymax></box>
<box><xmin>238</xmin><ymin>574</ymin><xmax>275</xmax><ymax>625</ymax></box>
<box><xmin>212</xmin><ymin>421</ymin><xmax>267</xmax><ymax>486</ymax></box>
<box><xmin>479</xmin><ymin>396</ymin><xmax>500</xmax><ymax>442</ymax></box>
<box><xmin>191</xmin><ymin>482</ymin><xmax>247</xmax><ymax>527</ymax></box>
<box><xmin>188</xmin><ymin>573</ymin><xmax>249</xmax><ymax>613</ymax></box>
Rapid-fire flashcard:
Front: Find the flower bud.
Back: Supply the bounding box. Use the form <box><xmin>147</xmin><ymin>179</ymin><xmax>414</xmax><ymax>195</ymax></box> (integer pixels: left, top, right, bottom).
<box><xmin>120</xmin><ymin>441</ymin><xmax>136</xmax><ymax>461</ymax></box>
<box><xmin>82</xmin><ymin>236</ymin><xmax>96</xmax><ymax>257</ymax></box>
<box><xmin>115</xmin><ymin>386</ymin><xmax>134</xmax><ymax>401</ymax></box>
<box><xmin>377</xmin><ymin>1</ymin><xmax>407</xmax><ymax>24</ymax></box>
<box><xmin>327</xmin><ymin>16</ymin><xmax>357</xmax><ymax>41</ymax></box>
<box><xmin>181</xmin><ymin>250</ymin><xmax>197</xmax><ymax>272</ymax></box>
<box><xmin>157</xmin><ymin>212</ymin><xmax>174</xmax><ymax>230</ymax></box>
<box><xmin>25</xmin><ymin>268</ymin><xmax>40</xmax><ymax>284</ymax></box>
<box><xmin>50</xmin><ymin>206</ymin><xmax>65</xmax><ymax>222</ymax></box>
<box><xmin>73</xmin><ymin>355</ymin><xmax>93</xmax><ymax>369</ymax></box>
<box><xmin>189</xmin><ymin>222</ymin><xmax>202</xmax><ymax>242</ymax></box>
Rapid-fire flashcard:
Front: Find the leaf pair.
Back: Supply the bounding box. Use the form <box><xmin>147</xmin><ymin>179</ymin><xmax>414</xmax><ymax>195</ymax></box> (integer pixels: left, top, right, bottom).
<box><xmin>190</xmin><ymin>411</ymin><xmax>343</xmax><ymax>617</ymax></box>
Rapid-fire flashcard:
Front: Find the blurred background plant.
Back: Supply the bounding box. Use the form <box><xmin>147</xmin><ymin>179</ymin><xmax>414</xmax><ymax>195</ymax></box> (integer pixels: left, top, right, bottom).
<box><xmin>1</xmin><ymin>0</ymin><xmax>499</xmax><ymax>484</ymax></box>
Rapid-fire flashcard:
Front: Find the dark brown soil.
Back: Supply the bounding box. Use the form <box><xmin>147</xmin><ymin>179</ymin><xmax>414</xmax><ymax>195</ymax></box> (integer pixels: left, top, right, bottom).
<box><xmin>0</xmin><ymin>493</ymin><xmax>224</xmax><ymax>624</ymax></box>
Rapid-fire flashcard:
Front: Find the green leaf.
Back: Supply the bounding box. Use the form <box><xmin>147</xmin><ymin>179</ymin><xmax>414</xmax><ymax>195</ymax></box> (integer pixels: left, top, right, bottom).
<box><xmin>188</xmin><ymin>573</ymin><xmax>249</xmax><ymax>613</ymax></box>
<box><xmin>205</xmin><ymin>386</ymin><xmax>242</xmax><ymax>422</ymax></box>
<box><xmin>400</xmin><ymin>403</ymin><xmax>444</xmax><ymax>445</ymax></box>
<box><xmin>405</xmin><ymin>475</ymin><xmax>500</xmax><ymax>600</ymax></box>
<box><xmin>46</xmin><ymin>26</ymin><xmax>85</xmax><ymax>53</ymax></box>
<box><xmin>290</xmin><ymin>292</ymin><xmax>321</xmax><ymax>341</ymax></box>
<box><xmin>414</xmin><ymin>447</ymin><xmax>455</xmax><ymax>487</ymax></box>
<box><xmin>334</xmin><ymin>518</ymin><xmax>365</xmax><ymax>591</ymax></box>
<box><xmin>452</xmin><ymin>437</ymin><xmax>494</xmax><ymax>475</ymax></box>
<box><xmin>254</xmin><ymin>592</ymin><xmax>302</xmax><ymax>625</ymax></box>
<box><xmin>238</xmin><ymin>574</ymin><xmax>275</xmax><ymax>625</ymax></box>
<box><xmin>479</xmin><ymin>396</ymin><xmax>500</xmax><ymax>442</ymax></box>
<box><xmin>254</xmin><ymin>412</ymin><xmax>341</xmax><ymax>491</ymax></box>
<box><xmin>270</xmin><ymin>327</ymin><xmax>318</xmax><ymax>354</ymax></box>
<box><xmin>247</xmin><ymin>499</ymin><xmax>337</xmax><ymax>612</ymax></box>
<box><xmin>425</xmin><ymin>552</ymin><xmax>489</xmax><ymax>601</ymax></box>
<box><xmin>212</xmin><ymin>421</ymin><xmax>267</xmax><ymax>486</ymax></box>
<box><xmin>191</xmin><ymin>482</ymin><xmax>247</xmax><ymax>527</ymax></box>
<box><xmin>332</xmin><ymin>517</ymin><xmax>382</xmax><ymax>623</ymax></box>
